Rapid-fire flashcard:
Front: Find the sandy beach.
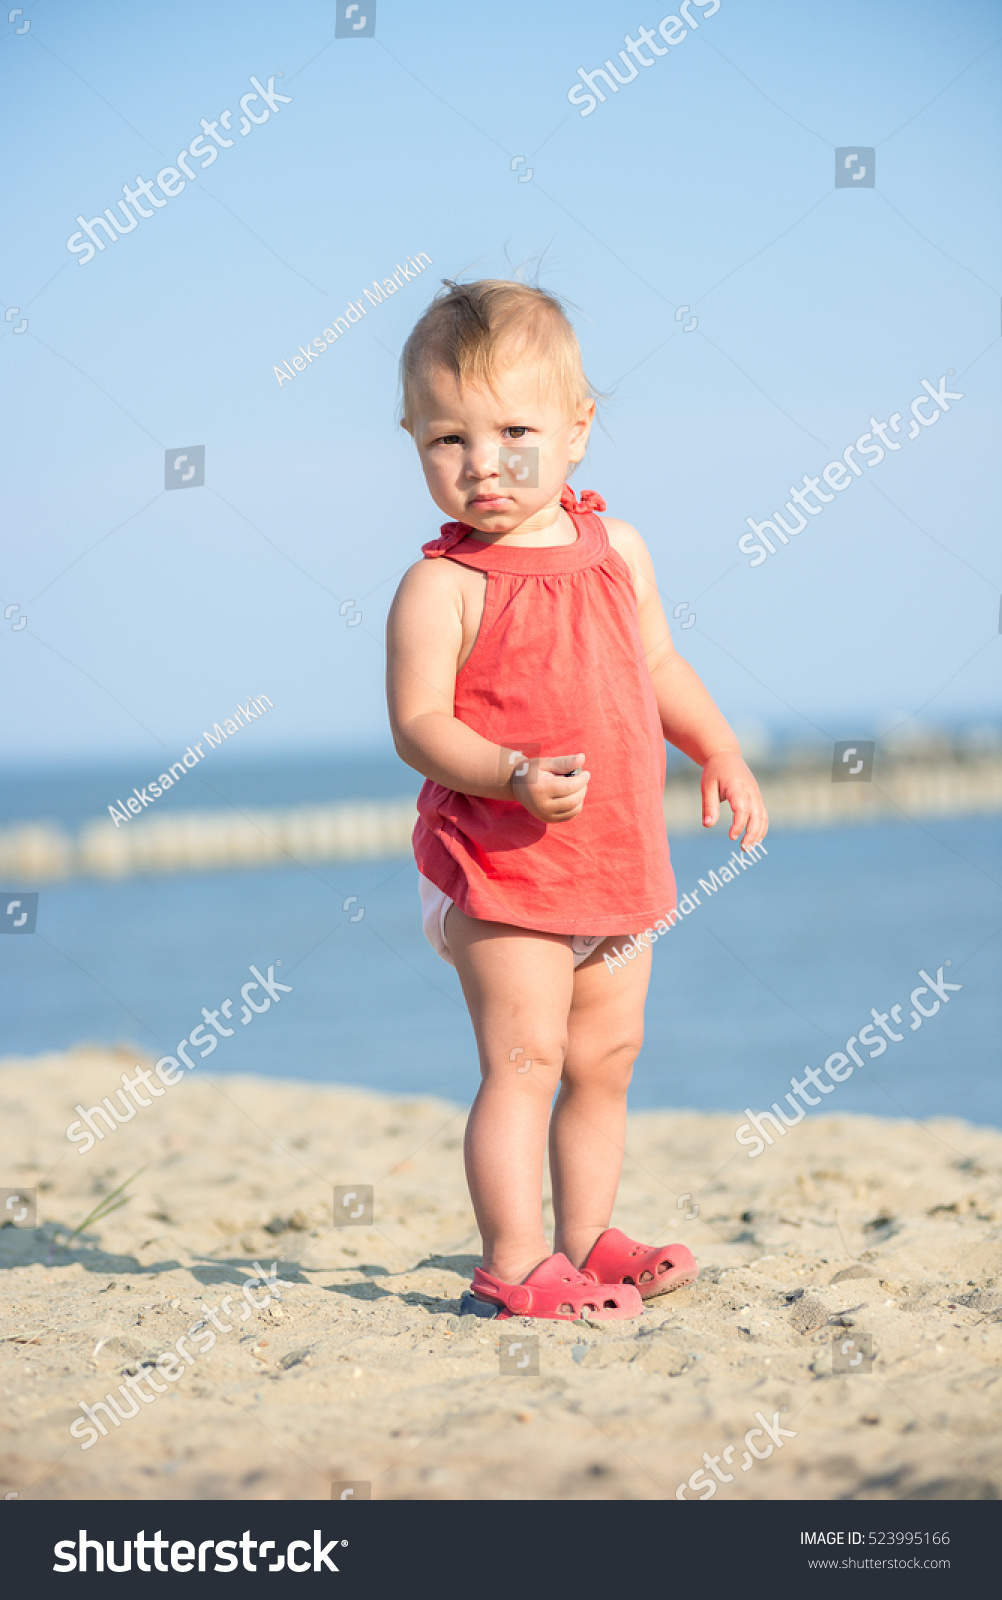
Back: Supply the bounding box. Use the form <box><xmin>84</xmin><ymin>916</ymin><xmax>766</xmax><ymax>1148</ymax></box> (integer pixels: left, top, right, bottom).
<box><xmin>1</xmin><ymin>1048</ymin><xmax>1000</xmax><ymax>1501</ymax></box>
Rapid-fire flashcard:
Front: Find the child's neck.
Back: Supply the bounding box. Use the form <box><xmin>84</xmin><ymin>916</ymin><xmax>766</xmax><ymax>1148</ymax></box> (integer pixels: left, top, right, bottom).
<box><xmin>467</xmin><ymin>498</ymin><xmax>578</xmax><ymax>548</ymax></box>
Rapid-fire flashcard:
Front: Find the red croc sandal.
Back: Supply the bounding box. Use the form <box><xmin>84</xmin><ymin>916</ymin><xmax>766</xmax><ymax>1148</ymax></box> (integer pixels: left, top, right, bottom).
<box><xmin>470</xmin><ymin>1252</ymin><xmax>642</xmax><ymax>1321</ymax></box>
<box><xmin>581</xmin><ymin>1229</ymin><xmax>697</xmax><ymax>1299</ymax></box>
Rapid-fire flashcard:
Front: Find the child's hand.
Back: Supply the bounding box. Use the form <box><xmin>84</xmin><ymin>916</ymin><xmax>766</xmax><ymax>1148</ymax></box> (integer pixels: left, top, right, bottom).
<box><xmin>700</xmin><ymin>750</ymin><xmax>768</xmax><ymax>849</ymax></box>
<box><xmin>511</xmin><ymin>753</ymin><xmax>589</xmax><ymax>824</ymax></box>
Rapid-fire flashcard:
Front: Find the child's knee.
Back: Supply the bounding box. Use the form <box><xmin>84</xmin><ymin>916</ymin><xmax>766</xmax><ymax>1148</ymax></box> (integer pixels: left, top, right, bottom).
<box><xmin>564</xmin><ymin>1037</ymin><xmax>640</xmax><ymax>1093</ymax></box>
<box><xmin>486</xmin><ymin>1035</ymin><xmax>566</xmax><ymax>1088</ymax></box>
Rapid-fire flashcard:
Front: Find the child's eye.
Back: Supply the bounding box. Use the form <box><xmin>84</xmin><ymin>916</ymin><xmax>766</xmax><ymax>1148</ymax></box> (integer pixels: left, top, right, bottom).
<box><xmin>504</xmin><ymin>426</ymin><xmax>528</xmax><ymax>439</ymax></box>
<box><xmin>436</xmin><ymin>434</ymin><xmax>463</xmax><ymax>446</ymax></box>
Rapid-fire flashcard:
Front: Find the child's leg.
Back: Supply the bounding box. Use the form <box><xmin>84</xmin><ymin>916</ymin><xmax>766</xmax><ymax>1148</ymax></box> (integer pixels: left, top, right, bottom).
<box><xmin>446</xmin><ymin>904</ymin><xmax>575</xmax><ymax>1285</ymax></box>
<box><xmin>549</xmin><ymin>942</ymin><xmax>652</xmax><ymax>1268</ymax></box>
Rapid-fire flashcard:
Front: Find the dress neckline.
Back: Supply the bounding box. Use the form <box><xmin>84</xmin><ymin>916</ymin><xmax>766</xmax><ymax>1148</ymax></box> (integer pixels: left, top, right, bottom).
<box><xmin>466</xmin><ymin>511</ymin><xmax>580</xmax><ymax>553</ymax></box>
<box><xmin>421</xmin><ymin>485</ymin><xmax>609</xmax><ymax>575</ymax></box>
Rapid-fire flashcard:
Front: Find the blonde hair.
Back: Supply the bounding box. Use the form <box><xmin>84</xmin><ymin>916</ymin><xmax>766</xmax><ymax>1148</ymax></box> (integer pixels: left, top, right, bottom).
<box><xmin>399</xmin><ymin>278</ymin><xmax>594</xmax><ymax>427</ymax></box>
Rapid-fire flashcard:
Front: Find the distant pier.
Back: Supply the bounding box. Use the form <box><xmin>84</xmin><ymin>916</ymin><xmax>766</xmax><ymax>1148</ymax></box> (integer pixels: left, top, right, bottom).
<box><xmin>0</xmin><ymin>757</ymin><xmax>999</xmax><ymax>883</ymax></box>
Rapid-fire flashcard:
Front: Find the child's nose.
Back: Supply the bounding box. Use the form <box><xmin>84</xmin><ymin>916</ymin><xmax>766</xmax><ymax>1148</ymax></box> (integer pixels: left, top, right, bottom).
<box><xmin>465</xmin><ymin>443</ymin><xmax>498</xmax><ymax>479</ymax></box>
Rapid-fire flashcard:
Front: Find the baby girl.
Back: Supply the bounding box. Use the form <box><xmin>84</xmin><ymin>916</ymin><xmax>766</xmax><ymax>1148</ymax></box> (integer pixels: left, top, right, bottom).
<box><xmin>387</xmin><ymin>279</ymin><xmax>768</xmax><ymax>1320</ymax></box>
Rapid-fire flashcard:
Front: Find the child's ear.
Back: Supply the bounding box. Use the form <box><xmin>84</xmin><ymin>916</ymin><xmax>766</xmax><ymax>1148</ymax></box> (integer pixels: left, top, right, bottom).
<box><xmin>568</xmin><ymin>398</ymin><xmax>595</xmax><ymax>461</ymax></box>
<box><xmin>400</xmin><ymin>417</ymin><xmax>413</xmax><ymax>435</ymax></box>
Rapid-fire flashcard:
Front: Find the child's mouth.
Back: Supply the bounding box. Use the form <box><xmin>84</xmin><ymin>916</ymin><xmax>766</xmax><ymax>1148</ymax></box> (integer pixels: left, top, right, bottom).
<box><xmin>469</xmin><ymin>494</ymin><xmax>510</xmax><ymax>508</ymax></box>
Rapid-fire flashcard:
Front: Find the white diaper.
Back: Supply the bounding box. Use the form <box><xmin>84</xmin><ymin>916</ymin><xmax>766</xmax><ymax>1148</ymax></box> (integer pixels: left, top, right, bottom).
<box><xmin>418</xmin><ymin>873</ymin><xmax>605</xmax><ymax>969</ymax></box>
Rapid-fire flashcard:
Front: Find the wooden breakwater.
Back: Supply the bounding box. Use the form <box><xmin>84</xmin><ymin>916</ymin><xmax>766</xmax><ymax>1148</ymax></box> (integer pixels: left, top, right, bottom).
<box><xmin>0</xmin><ymin>800</ymin><xmax>420</xmax><ymax>882</ymax></box>
<box><xmin>0</xmin><ymin>758</ymin><xmax>1000</xmax><ymax>883</ymax></box>
<box><xmin>667</xmin><ymin>754</ymin><xmax>1002</xmax><ymax>836</ymax></box>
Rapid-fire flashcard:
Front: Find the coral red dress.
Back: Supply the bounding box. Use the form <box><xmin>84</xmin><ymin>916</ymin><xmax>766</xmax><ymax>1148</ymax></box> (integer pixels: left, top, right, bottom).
<box><xmin>412</xmin><ymin>485</ymin><xmax>675</xmax><ymax>935</ymax></box>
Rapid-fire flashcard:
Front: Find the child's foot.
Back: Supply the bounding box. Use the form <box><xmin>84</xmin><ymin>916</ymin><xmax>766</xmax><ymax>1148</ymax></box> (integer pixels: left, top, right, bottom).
<box><xmin>580</xmin><ymin>1229</ymin><xmax>697</xmax><ymax>1299</ymax></box>
<box><xmin>469</xmin><ymin>1251</ymin><xmax>642</xmax><ymax>1321</ymax></box>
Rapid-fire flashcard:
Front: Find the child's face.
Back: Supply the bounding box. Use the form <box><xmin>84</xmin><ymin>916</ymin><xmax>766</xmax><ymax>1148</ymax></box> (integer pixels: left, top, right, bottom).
<box><xmin>404</xmin><ymin>358</ymin><xmax>595</xmax><ymax>533</ymax></box>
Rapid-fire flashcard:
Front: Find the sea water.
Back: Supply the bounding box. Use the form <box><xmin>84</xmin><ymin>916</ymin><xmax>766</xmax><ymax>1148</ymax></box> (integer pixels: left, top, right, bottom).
<box><xmin>1</xmin><ymin>757</ymin><xmax>998</xmax><ymax>1126</ymax></box>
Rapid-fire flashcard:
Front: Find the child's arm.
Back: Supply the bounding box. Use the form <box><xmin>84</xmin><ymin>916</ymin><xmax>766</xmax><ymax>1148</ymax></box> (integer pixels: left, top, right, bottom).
<box><xmin>386</xmin><ymin>560</ymin><xmax>589</xmax><ymax>824</ymax></box>
<box><xmin>606</xmin><ymin>520</ymin><xmax>769</xmax><ymax>849</ymax></box>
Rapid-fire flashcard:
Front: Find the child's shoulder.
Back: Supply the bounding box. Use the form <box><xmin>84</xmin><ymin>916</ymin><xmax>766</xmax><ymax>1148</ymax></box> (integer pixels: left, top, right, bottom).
<box><xmin>600</xmin><ymin>513</ymin><xmax>644</xmax><ymax>550</ymax></box>
<box><xmin>390</xmin><ymin>549</ymin><xmax>481</xmax><ymax>615</ymax></box>
<box><xmin>600</xmin><ymin>514</ymin><xmax>655</xmax><ymax>582</ymax></box>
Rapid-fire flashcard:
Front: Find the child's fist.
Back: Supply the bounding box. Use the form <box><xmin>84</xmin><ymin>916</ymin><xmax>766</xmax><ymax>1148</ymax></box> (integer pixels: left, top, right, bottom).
<box><xmin>700</xmin><ymin>750</ymin><xmax>768</xmax><ymax>849</ymax></box>
<box><xmin>511</xmin><ymin>753</ymin><xmax>589</xmax><ymax>824</ymax></box>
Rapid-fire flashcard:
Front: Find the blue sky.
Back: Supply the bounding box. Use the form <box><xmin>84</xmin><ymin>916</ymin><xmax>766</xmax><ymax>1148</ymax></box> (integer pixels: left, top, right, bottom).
<box><xmin>2</xmin><ymin>0</ymin><xmax>999</xmax><ymax>764</ymax></box>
